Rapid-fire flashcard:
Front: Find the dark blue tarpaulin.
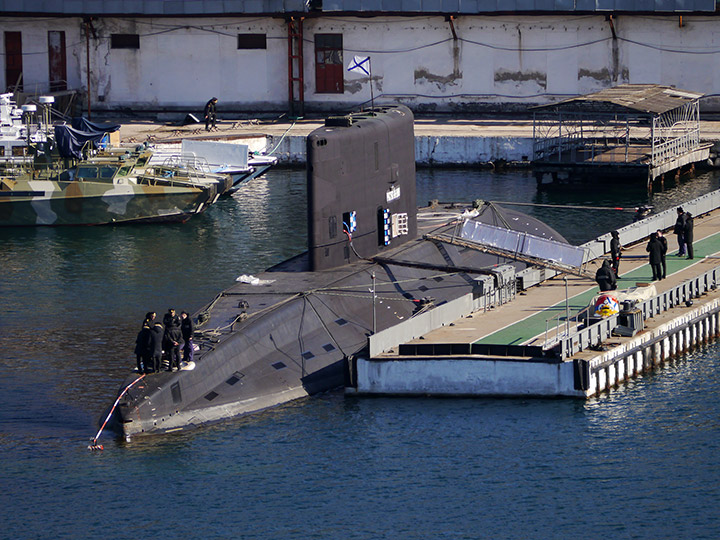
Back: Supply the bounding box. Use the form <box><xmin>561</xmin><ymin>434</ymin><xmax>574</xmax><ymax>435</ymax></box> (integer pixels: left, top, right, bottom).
<box><xmin>54</xmin><ymin>125</ymin><xmax>110</xmax><ymax>159</ymax></box>
<box><xmin>71</xmin><ymin>117</ymin><xmax>120</xmax><ymax>134</ymax></box>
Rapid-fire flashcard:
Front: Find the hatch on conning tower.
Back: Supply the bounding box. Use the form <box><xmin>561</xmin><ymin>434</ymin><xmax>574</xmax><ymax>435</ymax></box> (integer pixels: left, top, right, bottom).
<box><xmin>306</xmin><ymin>105</ymin><xmax>417</xmax><ymax>271</ymax></box>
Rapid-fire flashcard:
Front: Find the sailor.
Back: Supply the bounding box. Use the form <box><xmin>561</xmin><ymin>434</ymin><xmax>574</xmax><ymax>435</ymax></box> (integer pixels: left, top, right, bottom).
<box><xmin>684</xmin><ymin>212</ymin><xmax>694</xmax><ymax>260</ymax></box>
<box><xmin>673</xmin><ymin>207</ymin><xmax>687</xmax><ymax>257</ymax></box>
<box><xmin>163</xmin><ymin>308</ymin><xmax>180</xmax><ymax>329</ymax></box>
<box><xmin>180</xmin><ymin>311</ymin><xmax>194</xmax><ymax>363</ymax></box>
<box><xmin>163</xmin><ymin>321</ymin><xmax>184</xmax><ymax>372</ymax></box>
<box><xmin>204</xmin><ymin>97</ymin><xmax>218</xmax><ymax>131</ymax></box>
<box><xmin>134</xmin><ymin>321</ymin><xmax>152</xmax><ymax>373</ymax></box>
<box><xmin>149</xmin><ymin>322</ymin><xmax>164</xmax><ymax>373</ymax></box>
<box><xmin>595</xmin><ymin>259</ymin><xmax>617</xmax><ymax>292</ymax></box>
<box><xmin>647</xmin><ymin>232</ymin><xmax>664</xmax><ymax>281</ymax></box>
<box><xmin>656</xmin><ymin>229</ymin><xmax>668</xmax><ymax>279</ymax></box>
<box><xmin>609</xmin><ymin>230</ymin><xmax>622</xmax><ymax>276</ymax></box>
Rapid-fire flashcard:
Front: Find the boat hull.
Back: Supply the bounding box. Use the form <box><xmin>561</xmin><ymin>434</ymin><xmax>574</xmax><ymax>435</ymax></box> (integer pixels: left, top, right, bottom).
<box><xmin>0</xmin><ymin>180</ymin><xmax>214</xmax><ymax>226</ymax></box>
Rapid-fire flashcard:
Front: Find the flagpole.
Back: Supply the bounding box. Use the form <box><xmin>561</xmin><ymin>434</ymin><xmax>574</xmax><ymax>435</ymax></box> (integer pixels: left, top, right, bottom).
<box><xmin>369</xmin><ymin>57</ymin><xmax>374</xmax><ymax>112</ymax></box>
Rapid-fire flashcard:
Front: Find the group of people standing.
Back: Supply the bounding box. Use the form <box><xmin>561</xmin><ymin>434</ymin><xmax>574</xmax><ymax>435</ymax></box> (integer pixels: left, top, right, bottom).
<box><xmin>673</xmin><ymin>206</ymin><xmax>695</xmax><ymax>260</ymax></box>
<box><xmin>595</xmin><ymin>206</ymin><xmax>696</xmax><ymax>291</ymax></box>
<box><xmin>134</xmin><ymin>308</ymin><xmax>195</xmax><ymax>374</ymax></box>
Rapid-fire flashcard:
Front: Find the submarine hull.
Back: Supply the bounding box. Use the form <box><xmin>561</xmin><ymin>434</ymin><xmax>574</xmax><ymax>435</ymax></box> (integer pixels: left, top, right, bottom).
<box><xmin>115</xmin><ymin>106</ymin><xmax>567</xmax><ymax>437</ymax></box>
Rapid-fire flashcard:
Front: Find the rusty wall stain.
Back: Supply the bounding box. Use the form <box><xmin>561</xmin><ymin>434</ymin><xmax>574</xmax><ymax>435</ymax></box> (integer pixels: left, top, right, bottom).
<box><xmin>414</xmin><ymin>68</ymin><xmax>462</xmax><ymax>87</ymax></box>
<box><xmin>494</xmin><ymin>70</ymin><xmax>547</xmax><ymax>89</ymax></box>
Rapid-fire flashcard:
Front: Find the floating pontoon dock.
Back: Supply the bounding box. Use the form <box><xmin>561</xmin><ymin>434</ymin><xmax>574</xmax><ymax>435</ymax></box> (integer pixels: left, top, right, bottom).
<box><xmin>349</xmin><ymin>190</ymin><xmax>720</xmax><ymax>398</ymax></box>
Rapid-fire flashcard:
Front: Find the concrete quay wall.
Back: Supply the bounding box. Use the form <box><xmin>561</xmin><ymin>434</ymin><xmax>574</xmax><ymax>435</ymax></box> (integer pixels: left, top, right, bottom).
<box><xmin>271</xmin><ymin>134</ymin><xmax>534</xmax><ymax>166</ymax></box>
<box><xmin>352</xmin><ymin>289</ymin><xmax>720</xmax><ymax>398</ymax></box>
<box><xmin>269</xmin><ymin>133</ymin><xmax>720</xmax><ymax>167</ymax></box>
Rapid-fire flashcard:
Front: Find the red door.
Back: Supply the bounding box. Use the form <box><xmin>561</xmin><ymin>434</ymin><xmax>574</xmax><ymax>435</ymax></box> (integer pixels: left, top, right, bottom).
<box><xmin>48</xmin><ymin>31</ymin><xmax>67</xmax><ymax>91</ymax></box>
<box><xmin>5</xmin><ymin>32</ymin><xmax>22</xmax><ymax>92</ymax></box>
<box><xmin>315</xmin><ymin>34</ymin><xmax>343</xmax><ymax>94</ymax></box>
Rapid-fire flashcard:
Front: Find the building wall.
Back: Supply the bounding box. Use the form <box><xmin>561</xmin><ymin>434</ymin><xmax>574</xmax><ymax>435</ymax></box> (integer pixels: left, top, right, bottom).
<box><xmin>2</xmin><ymin>14</ymin><xmax>720</xmax><ymax>112</ymax></box>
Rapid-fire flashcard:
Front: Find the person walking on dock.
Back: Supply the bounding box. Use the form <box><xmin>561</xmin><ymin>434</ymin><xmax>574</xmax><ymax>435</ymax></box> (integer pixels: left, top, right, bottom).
<box><xmin>684</xmin><ymin>212</ymin><xmax>695</xmax><ymax>260</ymax></box>
<box><xmin>204</xmin><ymin>97</ymin><xmax>218</xmax><ymax>131</ymax></box>
<box><xmin>673</xmin><ymin>207</ymin><xmax>687</xmax><ymax>256</ymax></box>
<box><xmin>595</xmin><ymin>259</ymin><xmax>617</xmax><ymax>291</ymax></box>
<box><xmin>610</xmin><ymin>230</ymin><xmax>622</xmax><ymax>276</ymax></box>
<box><xmin>647</xmin><ymin>232</ymin><xmax>664</xmax><ymax>281</ymax></box>
<box><xmin>657</xmin><ymin>230</ymin><xmax>668</xmax><ymax>279</ymax></box>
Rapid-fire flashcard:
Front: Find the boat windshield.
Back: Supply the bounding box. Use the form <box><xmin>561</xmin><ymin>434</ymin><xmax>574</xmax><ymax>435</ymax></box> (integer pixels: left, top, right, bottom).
<box><xmin>76</xmin><ymin>165</ymin><xmax>118</xmax><ymax>181</ymax></box>
<box><xmin>77</xmin><ymin>166</ymin><xmax>98</xmax><ymax>179</ymax></box>
<box><xmin>117</xmin><ymin>165</ymin><xmax>133</xmax><ymax>177</ymax></box>
<box><xmin>99</xmin><ymin>165</ymin><xmax>117</xmax><ymax>179</ymax></box>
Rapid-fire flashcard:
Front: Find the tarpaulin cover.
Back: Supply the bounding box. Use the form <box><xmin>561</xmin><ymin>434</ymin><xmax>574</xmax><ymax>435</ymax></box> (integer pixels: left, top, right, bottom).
<box><xmin>54</xmin><ymin>125</ymin><xmax>109</xmax><ymax>159</ymax></box>
<box><xmin>71</xmin><ymin>117</ymin><xmax>120</xmax><ymax>134</ymax></box>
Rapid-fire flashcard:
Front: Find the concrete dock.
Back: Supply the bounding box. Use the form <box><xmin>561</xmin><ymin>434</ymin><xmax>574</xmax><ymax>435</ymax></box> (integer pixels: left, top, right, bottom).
<box><xmin>116</xmin><ymin>115</ymin><xmax>720</xmax><ymax>167</ymax></box>
<box><xmin>349</xmin><ymin>190</ymin><xmax>720</xmax><ymax>398</ymax></box>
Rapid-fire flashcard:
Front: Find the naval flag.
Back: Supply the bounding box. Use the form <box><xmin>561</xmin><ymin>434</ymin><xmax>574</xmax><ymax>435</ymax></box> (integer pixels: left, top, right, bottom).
<box><xmin>347</xmin><ymin>56</ymin><xmax>371</xmax><ymax>76</ymax></box>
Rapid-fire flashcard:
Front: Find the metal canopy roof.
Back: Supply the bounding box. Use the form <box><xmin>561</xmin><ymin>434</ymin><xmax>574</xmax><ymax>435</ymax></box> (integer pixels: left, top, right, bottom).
<box><xmin>0</xmin><ymin>0</ymin><xmax>715</xmax><ymax>15</ymax></box>
<box><xmin>536</xmin><ymin>84</ymin><xmax>704</xmax><ymax>115</ymax></box>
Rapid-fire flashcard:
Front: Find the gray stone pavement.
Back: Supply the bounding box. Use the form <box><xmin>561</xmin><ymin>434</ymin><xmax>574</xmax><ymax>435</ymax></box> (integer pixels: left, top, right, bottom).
<box><xmin>115</xmin><ymin>115</ymin><xmax>720</xmax><ymax>145</ymax></box>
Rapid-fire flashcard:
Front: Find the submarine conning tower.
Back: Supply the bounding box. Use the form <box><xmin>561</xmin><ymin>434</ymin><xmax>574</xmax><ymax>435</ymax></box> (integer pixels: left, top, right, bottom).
<box><xmin>307</xmin><ymin>105</ymin><xmax>417</xmax><ymax>271</ymax></box>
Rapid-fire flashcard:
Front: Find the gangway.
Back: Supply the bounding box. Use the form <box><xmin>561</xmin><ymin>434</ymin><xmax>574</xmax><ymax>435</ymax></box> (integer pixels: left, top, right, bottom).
<box><xmin>426</xmin><ymin>219</ymin><xmax>593</xmax><ymax>279</ymax></box>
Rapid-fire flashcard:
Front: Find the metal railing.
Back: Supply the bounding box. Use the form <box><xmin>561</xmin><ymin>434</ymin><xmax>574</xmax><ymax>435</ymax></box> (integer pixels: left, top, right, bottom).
<box><xmin>556</xmin><ymin>264</ymin><xmax>720</xmax><ymax>359</ymax></box>
<box><xmin>651</xmin><ymin>129</ymin><xmax>700</xmax><ymax>167</ymax></box>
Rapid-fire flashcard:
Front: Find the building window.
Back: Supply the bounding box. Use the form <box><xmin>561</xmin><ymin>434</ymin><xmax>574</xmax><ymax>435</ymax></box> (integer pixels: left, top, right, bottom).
<box><xmin>315</xmin><ymin>34</ymin><xmax>343</xmax><ymax>94</ymax></box>
<box><xmin>238</xmin><ymin>34</ymin><xmax>266</xmax><ymax>50</ymax></box>
<box><xmin>4</xmin><ymin>31</ymin><xmax>23</xmax><ymax>92</ymax></box>
<box><xmin>111</xmin><ymin>34</ymin><xmax>139</xmax><ymax>49</ymax></box>
<box><xmin>48</xmin><ymin>31</ymin><xmax>67</xmax><ymax>91</ymax></box>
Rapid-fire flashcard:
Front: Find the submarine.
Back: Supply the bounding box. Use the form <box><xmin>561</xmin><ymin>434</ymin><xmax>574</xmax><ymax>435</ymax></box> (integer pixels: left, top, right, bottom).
<box><xmin>112</xmin><ymin>105</ymin><xmax>568</xmax><ymax>437</ymax></box>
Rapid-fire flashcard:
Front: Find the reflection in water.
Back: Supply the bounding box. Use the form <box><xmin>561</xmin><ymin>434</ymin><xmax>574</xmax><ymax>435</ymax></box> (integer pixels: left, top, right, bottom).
<box><xmin>2</xmin><ymin>167</ymin><xmax>720</xmax><ymax>538</ymax></box>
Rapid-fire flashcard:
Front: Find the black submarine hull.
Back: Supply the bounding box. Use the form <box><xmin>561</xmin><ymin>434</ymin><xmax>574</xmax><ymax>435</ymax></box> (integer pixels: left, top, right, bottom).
<box><xmin>114</xmin><ymin>106</ymin><xmax>567</xmax><ymax>437</ymax></box>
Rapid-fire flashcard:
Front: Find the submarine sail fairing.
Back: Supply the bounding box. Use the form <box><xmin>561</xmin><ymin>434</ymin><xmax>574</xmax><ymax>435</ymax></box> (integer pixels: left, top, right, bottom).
<box><xmin>113</xmin><ymin>106</ymin><xmax>566</xmax><ymax>437</ymax></box>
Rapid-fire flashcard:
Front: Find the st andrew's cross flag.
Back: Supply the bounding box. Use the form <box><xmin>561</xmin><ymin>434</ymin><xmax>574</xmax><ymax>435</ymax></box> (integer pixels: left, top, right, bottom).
<box><xmin>347</xmin><ymin>56</ymin><xmax>371</xmax><ymax>76</ymax></box>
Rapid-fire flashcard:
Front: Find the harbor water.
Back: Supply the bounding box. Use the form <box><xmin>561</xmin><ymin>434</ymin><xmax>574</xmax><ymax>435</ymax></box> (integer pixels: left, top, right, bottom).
<box><xmin>2</xmin><ymin>168</ymin><xmax>720</xmax><ymax>539</ymax></box>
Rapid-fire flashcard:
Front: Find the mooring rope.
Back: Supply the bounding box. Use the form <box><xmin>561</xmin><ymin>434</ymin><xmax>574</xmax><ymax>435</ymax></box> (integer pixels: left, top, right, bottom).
<box><xmin>88</xmin><ymin>374</ymin><xmax>146</xmax><ymax>451</ymax></box>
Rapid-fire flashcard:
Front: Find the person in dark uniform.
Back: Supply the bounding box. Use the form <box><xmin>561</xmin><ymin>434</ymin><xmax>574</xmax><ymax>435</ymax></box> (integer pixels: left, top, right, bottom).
<box><xmin>673</xmin><ymin>207</ymin><xmax>687</xmax><ymax>256</ymax></box>
<box><xmin>656</xmin><ymin>229</ymin><xmax>668</xmax><ymax>279</ymax></box>
<box><xmin>164</xmin><ymin>322</ymin><xmax>184</xmax><ymax>372</ymax></box>
<box><xmin>134</xmin><ymin>321</ymin><xmax>152</xmax><ymax>373</ymax></box>
<box><xmin>647</xmin><ymin>232</ymin><xmax>664</xmax><ymax>281</ymax></box>
<box><xmin>180</xmin><ymin>311</ymin><xmax>194</xmax><ymax>363</ymax></box>
<box><xmin>204</xmin><ymin>97</ymin><xmax>218</xmax><ymax>131</ymax></box>
<box><xmin>684</xmin><ymin>212</ymin><xmax>694</xmax><ymax>260</ymax></box>
<box><xmin>149</xmin><ymin>322</ymin><xmax>164</xmax><ymax>373</ymax></box>
<box><xmin>163</xmin><ymin>308</ymin><xmax>180</xmax><ymax>329</ymax></box>
<box><xmin>610</xmin><ymin>230</ymin><xmax>622</xmax><ymax>276</ymax></box>
<box><xmin>595</xmin><ymin>259</ymin><xmax>617</xmax><ymax>291</ymax></box>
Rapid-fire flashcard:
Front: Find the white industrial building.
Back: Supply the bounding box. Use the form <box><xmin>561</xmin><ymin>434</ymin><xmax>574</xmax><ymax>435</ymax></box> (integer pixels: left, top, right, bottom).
<box><xmin>0</xmin><ymin>1</ymin><xmax>718</xmax><ymax>115</ymax></box>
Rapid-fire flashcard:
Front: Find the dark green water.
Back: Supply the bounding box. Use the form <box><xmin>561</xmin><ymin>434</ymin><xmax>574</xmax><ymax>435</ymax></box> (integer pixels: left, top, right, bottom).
<box><xmin>1</xmin><ymin>168</ymin><xmax>719</xmax><ymax>539</ymax></box>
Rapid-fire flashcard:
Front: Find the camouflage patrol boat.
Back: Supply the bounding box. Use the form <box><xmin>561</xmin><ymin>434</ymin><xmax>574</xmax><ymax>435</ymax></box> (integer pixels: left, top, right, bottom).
<box><xmin>0</xmin><ymin>144</ymin><xmax>232</xmax><ymax>226</ymax></box>
<box><xmin>0</xmin><ymin>93</ymin><xmax>231</xmax><ymax>226</ymax></box>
